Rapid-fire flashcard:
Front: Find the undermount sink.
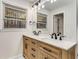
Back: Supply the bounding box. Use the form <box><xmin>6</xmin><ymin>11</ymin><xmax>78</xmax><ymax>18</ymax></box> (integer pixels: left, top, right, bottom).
<box><xmin>38</xmin><ymin>36</ymin><xmax>63</xmax><ymax>41</ymax></box>
<box><xmin>39</xmin><ymin>36</ymin><xmax>50</xmax><ymax>39</ymax></box>
<box><xmin>33</xmin><ymin>34</ymin><xmax>64</xmax><ymax>41</ymax></box>
<box><xmin>38</xmin><ymin>34</ymin><xmax>50</xmax><ymax>39</ymax></box>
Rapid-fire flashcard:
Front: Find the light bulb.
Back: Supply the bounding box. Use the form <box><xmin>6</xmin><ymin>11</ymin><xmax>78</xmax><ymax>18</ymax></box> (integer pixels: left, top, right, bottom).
<box><xmin>42</xmin><ymin>5</ymin><xmax>45</xmax><ymax>8</ymax></box>
<box><xmin>38</xmin><ymin>7</ymin><xmax>40</xmax><ymax>10</ymax></box>
<box><xmin>51</xmin><ymin>0</ymin><xmax>54</xmax><ymax>3</ymax></box>
<box><xmin>39</xmin><ymin>3</ymin><xmax>41</xmax><ymax>6</ymax></box>
<box><xmin>34</xmin><ymin>5</ymin><xmax>37</xmax><ymax>9</ymax></box>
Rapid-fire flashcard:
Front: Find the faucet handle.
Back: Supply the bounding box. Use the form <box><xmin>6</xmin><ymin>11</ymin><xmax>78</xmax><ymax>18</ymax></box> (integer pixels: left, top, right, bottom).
<box><xmin>33</xmin><ymin>31</ymin><xmax>36</xmax><ymax>35</ymax></box>
<box><xmin>49</xmin><ymin>33</ymin><xmax>53</xmax><ymax>38</ymax></box>
<box><xmin>57</xmin><ymin>32</ymin><xmax>61</xmax><ymax>36</ymax></box>
<box><xmin>38</xmin><ymin>30</ymin><xmax>41</xmax><ymax>34</ymax></box>
<box><xmin>38</xmin><ymin>30</ymin><xmax>41</xmax><ymax>33</ymax></box>
<box><xmin>59</xmin><ymin>35</ymin><xmax>65</xmax><ymax>40</ymax></box>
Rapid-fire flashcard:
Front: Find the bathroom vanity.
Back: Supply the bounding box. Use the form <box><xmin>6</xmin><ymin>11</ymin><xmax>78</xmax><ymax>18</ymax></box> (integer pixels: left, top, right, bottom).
<box><xmin>23</xmin><ymin>35</ymin><xmax>76</xmax><ymax>59</ymax></box>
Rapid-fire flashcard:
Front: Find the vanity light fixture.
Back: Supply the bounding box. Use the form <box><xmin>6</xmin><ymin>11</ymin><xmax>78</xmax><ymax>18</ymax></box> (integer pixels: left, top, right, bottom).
<box><xmin>32</xmin><ymin>0</ymin><xmax>57</xmax><ymax>10</ymax></box>
<box><xmin>32</xmin><ymin>0</ymin><xmax>41</xmax><ymax>8</ymax></box>
<box><xmin>51</xmin><ymin>0</ymin><xmax>54</xmax><ymax>3</ymax></box>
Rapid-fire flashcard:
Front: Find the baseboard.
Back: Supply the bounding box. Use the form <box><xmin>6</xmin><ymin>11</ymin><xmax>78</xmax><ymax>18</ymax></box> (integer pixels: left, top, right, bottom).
<box><xmin>8</xmin><ymin>54</ymin><xmax>23</xmax><ymax>59</ymax></box>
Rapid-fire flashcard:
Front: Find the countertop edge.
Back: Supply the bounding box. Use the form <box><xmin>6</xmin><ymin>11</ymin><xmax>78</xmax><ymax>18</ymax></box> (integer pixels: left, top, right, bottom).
<box><xmin>23</xmin><ymin>34</ymin><xmax>77</xmax><ymax>51</ymax></box>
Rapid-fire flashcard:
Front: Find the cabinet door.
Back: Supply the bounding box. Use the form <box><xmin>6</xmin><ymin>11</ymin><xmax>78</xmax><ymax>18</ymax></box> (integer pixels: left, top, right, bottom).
<box><xmin>41</xmin><ymin>50</ymin><xmax>48</xmax><ymax>59</ymax></box>
<box><xmin>38</xmin><ymin>42</ymin><xmax>62</xmax><ymax>59</ymax></box>
<box><xmin>47</xmin><ymin>54</ymin><xmax>56</xmax><ymax>59</ymax></box>
<box><xmin>23</xmin><ymin>36</ymin><xmax>30</xmax><ymax>59</ymax></box>
<box><xmin>39</xmin><ymin>50</ymin><xmax>56</xmax><ymax>59</ymax></box>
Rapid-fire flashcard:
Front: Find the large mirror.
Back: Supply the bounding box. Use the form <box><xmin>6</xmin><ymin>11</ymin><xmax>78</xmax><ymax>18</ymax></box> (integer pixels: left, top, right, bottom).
<box><xmin>37</xmin><ymin>12</ymin><xmax>47</xmax><ymax>29</ymax></box>
<box><xmin>36</xmin><ymin>0</ymin><xmax>77</xmax><ymax>35</ymax></box>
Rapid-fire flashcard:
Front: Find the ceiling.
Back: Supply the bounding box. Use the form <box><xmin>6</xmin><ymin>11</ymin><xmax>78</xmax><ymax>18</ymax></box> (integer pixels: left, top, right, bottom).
<box><xmin>27</xmin><ymin>0</ymin><xmax>38</xmax><ymax>3</ymax></box>
<box><xmin>27</xmin><ymin>0</ymin><xmax>76</xmax><ymax>11</ymax></box>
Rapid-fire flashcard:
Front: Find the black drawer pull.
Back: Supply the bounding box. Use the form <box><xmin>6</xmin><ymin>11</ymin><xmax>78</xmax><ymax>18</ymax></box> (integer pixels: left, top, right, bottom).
<box><xmin>23</xmin><ymin>55</ymin><xmax>25</xmax><ymax>57</ymax></box>
<box><xmin>31</xmin><ymin>48</ymin><xmax>36</xmax><ymax>51</ymax></box>
<box><xmin>45</xmin><ymin>57</ymin><xmax>48</xmax><ymax>59</ymax></box>
<box><xmin>25</xmin><ymin>39</ymin><xmax>28</xmax><ymax>40</ymax></box>
<box><xmin>32</xmin><ymin>42</ymin><xmax>36</xmax><ymax>44</ymax></box>
<box><xmin>43</xmin><ymin>47</ymin><xmax>52</xmax><ymax>52</ymax></box>
<box><xmin>31</xmin><ymin>54</ymin><xmax>35</xmax><ymax>57</ymax></box>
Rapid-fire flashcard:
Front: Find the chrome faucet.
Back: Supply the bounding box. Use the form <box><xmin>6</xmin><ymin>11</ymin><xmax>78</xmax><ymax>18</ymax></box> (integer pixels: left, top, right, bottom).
<box><xmin>51</xmin><ymin>33</ymin><xmax>57</xmax><ymax>39</ymax></box>
<box><xmin>57</xmin><ymin>32</ymin><xmax>61</xmax><ymax>36</ymax></box>
<box><xmin>33</xmin><ymin>30</ymin><xmax>41</xmax><ymax>35</ymax></box>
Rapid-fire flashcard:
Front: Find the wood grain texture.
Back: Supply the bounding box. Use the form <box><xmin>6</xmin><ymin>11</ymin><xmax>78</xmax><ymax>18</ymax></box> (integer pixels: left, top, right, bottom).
<box><xmin>23</xmin><ymin>35</ymin><xmax>76</xmax><ymax>59</ymax></box>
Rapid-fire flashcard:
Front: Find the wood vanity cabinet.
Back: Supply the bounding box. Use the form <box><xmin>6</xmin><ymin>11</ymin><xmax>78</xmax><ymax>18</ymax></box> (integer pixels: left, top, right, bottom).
<box><xmin>23</xmin><ymin>36</ymin><xmax>31</xmax><ymax>59</ymax></box>
<box><xmin>23</xmin><ymin>35</ymin><xmax>76</xmax><ymax>59</ymax></box>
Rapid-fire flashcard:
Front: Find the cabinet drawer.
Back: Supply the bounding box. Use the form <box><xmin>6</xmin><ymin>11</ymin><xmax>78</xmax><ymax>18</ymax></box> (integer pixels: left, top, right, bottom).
<box><xmin>30</xmin><ymin>45</ymin><xmax>38</xmax><ymax>54</ymax></box>
<box><xmin>23</xmin><ymin>37</ymin><xmax>31</xmax><ymax>44</ymax></box>
<box><xmin>23</xmin><ymin>36</ymin><xmax>29</xmax><ymax>40</ymax></box>
<box><xmin>39</xmin><ymin>42</ymin><xmax>62</xmax><ymax>58</ymax></box>
<box><xmin>30</xmin><ymin>51</ymin><xmax>37</xmax><ymax>59</ymax></box>
<box><xmin>38</xmin><ymin>49</ymin><xmax>56</xmax><ymax>59</ymax></box>
<box><xmin>47</xmin><ymin>54</ymin><xmax>56</xmax><ymax>59</ymax></box>
<box><xmin>31</xmin><ymin>47</ymin><xmax>37</xmax><ymax>52</ymax></box>
<box><xmin>30</xmin><ymin>39</ymin><xmax>37</xmax><ymax>47</ymax></box>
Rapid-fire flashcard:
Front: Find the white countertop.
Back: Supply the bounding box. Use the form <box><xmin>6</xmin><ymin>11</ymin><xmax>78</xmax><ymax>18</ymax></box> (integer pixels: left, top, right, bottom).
<box><xmin>23</xmin><ymin>34</ymin><xmax>77</xmax><ymax>50</ymax></box>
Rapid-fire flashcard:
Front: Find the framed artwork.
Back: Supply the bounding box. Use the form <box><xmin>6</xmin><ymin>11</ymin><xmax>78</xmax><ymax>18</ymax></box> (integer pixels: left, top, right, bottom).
<box><xmin>4</xmin><ymin>4</ymin><xmax>27</xmax><ymax>28</ymax></box>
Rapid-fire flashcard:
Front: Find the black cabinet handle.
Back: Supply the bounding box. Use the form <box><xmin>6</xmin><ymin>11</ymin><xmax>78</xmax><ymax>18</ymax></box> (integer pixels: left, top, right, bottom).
<box><xmin>43</xmin><ymin>47</ymin><xmax>52</xmax><ymax>52</ymax></box>
<box><xmin>31</xmin><ymin>48</ymin><xmax>36</xmax><ymax>51</ymax></box>
<box><xmin>32</xmin><ymin>42</ymin><xmax>36</xmax><ymax>44</ymax></box>
<box><xmin>25</xmin><ymin>39</ymin><xmax>28</xmax><ymax>40</ymax></box>
<box><xmin>23</xmin><ymin>55</ymin><xmax>25</xmax><ymax>57</ymax></box>
<box><xmin>31</xmin><ymin>54</ymin><xmax>35</xmax><ymax>57</ymax></box>
<box><xmin>45</xmin><ymin>57</ymin><xmax>48</xmax><ymax>59</ymax></box>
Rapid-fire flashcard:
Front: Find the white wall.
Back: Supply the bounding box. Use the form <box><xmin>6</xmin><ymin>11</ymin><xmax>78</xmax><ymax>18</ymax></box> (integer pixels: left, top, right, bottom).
<box><xmin>48</xmin><ymin>1</ymin><xmax>77</xmax><ymax>41</ymax></box>
<box><xmin>0</xmin><ymin>0</ymin><xmax>32</xmax><ymax>59</ymax></box>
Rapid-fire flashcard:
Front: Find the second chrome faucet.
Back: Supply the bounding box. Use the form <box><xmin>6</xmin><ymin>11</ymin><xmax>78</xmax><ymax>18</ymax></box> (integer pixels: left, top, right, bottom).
<box><xmin>50</xmin><ymin>32</ymin><xmax>63</xmax><ymax>40</ymax></box>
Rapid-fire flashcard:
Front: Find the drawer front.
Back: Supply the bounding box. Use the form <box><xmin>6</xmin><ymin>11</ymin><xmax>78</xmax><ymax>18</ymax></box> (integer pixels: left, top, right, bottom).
<box><xmin>31</xmin><ymin>47</ymin><xmax>37</xmax><ymax>52</ymax></box>
<box><xmin>24</xmin><ymin>37</ymin><xmax>31</xmax><ymax>44</ymax></box>
<box><xmin>30</xmin><ymin>39</ymin><xmax>37</xmax><ymax>47</ymax></box>
<box><xmin>39</xmin><ymin>42</ymin><xmax>62</xmax><ymax>58</ymax></box>
<box><xmin>30</xmin><ymin>53</ymin><xmax>36</xmax><ymax>59</ymax></box>
<box><xmin>29</xmin><ymin>45</ymin><xmax>38</xmax><ymax>59</ymax></box>
<box><xmin>47</xmin><ymin>54</ymin><xmax>56</xmax><ymax>59</ymax></box>
<box><xmin>38</xmin><ymin>49</ymin><xmax>57</xmax><ymax>59</ymax></box>
<box><xmin>29</xmin><ymin>50</ymin><xmax>38</xmax><ymax>59</ymax></box>
<box><xmin>30</xmin><ymin>45</ymin><xmax>38</xmax><ymax>54</ymax></box>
